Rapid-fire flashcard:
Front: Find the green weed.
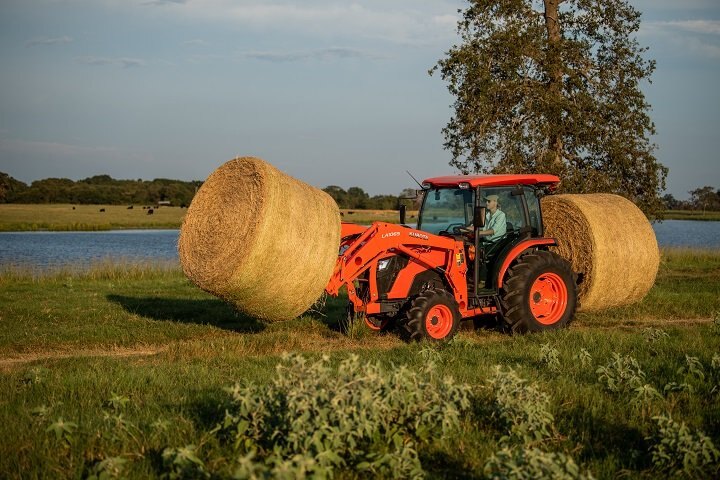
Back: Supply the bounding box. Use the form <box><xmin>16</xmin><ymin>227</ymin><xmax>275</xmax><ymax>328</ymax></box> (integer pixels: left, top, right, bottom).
<box><xmin>648</xmin><ymin>415</ymin><xmax>720</xmax><ymax>478</ymax></box>
<box><xmin>219</xmin><ymin>353</ymin><xmax>470</xmax><ymax>478</ymax></box>
<box><xmin>483</xmin><ymin>447</ymin><xmax>594</xmax><ymax>480</ymax></box>
<box><xmin>596</xmin><ymin>353</ymin><xmax>646</xmax><ymax>394</ymax></box>
<box><xmin>486</xmin><ymin>366</ymin><xmax>555</xmax><ymax>444</ymax></box>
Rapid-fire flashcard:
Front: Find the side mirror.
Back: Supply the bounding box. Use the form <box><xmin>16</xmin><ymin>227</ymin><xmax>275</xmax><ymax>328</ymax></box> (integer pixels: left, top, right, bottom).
<box><xmin>473</xmin><ymin>205</ymin><xmax>486</xmax><ymax>229</ymax></box>
<box><xmin>399</xmin><ymin>204</ymin><xmax>407</xmax><ymax>225</ymax></box>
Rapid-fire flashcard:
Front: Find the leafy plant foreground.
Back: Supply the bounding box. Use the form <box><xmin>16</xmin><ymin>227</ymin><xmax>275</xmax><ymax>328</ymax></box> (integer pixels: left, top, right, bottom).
<box><xmin>1</xmin><ymin>249</ymin><xmax>719</xmax><ymax>478</ymax></box>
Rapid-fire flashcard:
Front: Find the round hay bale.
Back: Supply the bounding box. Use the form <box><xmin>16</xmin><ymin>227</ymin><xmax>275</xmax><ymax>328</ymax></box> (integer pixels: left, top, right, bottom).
<box><xmin>178</xmin><ymin>157</ymin><xmax>341</xmax><ymax>322</ymax></box>
<box><xmin>540</xmin><ymin>194</ymin><xmax>659</xmax><ymax>312</ymax></box>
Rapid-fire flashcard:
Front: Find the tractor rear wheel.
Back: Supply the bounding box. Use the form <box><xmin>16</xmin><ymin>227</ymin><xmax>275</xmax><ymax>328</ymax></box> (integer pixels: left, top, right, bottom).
<box><xmin>500</xmin><ymin>250</ymin><xmax>577</xmax><ymax>333</ymax></box>
<box><xmin>405</xmin><ymin>288</ymin><xmax>460</xmax><ymax>342</ymax></box>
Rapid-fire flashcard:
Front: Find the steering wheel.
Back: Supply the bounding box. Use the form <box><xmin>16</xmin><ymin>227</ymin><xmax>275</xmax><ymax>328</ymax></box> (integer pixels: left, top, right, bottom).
<box><xmin>439</xmin><ymin>223</ymin><xmax>469</xmax><ymax>236</ymax></box>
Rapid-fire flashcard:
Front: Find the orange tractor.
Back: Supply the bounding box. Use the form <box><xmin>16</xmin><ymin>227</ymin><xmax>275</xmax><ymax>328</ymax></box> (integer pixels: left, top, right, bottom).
<box><xmin>324</xmin><ymin>174</ymin><xmax>578</xmax><ymax>341</ymax></box>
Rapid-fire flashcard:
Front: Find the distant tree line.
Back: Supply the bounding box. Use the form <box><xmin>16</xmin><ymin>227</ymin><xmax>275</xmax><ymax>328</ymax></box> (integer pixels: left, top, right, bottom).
<box><xmin>4</xmin><ymin>171</ymin><xmax>713</xmax><ymax>212</ymax></box>
<box><xmin>322</xmin><ymin>186</ymin><xmax>418</xmax><ymax>210</ymax></box>
<box><xmin>0</xmin><ymin>172</ymin><xmax>420</xmax><ymax>210</ymax></box>
<box><xmin>663</xmin><ymin>186</ymin><xmax>720</xmax><ymax>212</ymax></box>
<box><xmin>0</xmin><ymin>172</ymin><xmax>200</xmax><ymax>206</ymax></box>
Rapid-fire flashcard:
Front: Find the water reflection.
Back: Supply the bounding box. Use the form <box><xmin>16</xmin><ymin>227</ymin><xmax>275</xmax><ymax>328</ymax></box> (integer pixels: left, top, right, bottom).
<box><xmin>0</xmin><ymin>220</ymin><xmax>718</xmax><ymax>270</ymax></box>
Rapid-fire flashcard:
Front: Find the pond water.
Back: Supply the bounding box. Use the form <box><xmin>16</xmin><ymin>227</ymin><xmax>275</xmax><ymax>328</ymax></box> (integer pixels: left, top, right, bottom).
<box><xmin>0</xmin><ymin>220</ymin><xmax>718</xmax><ymax>269</ymax></box>
<box><xmin>0</xmin><ymin>229</ymin><xmax>180</xmax><ymax>269</ymax></box>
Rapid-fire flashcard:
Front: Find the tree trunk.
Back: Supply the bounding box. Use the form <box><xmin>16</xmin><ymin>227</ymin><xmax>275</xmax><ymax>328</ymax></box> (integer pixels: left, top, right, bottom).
<box><xmin>544</xmin><ymin>0</ymin><xmax>564</xmax><ymax>169</ymax></box>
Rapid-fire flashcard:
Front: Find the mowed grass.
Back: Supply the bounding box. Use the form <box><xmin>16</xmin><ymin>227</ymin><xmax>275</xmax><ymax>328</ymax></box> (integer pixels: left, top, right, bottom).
<box><xmin>664</xmin><ymin>209</ymin><xmax>720</xmax><ymax>221</ymax></box>
<box><xmin>0</xmin><ymin>249</ymin><xmax>718</xmax><ymax>478</ymax></box>
<box><xmin>0</xmin><ymin>204</ymin><xmax>416</xmax><ymax>231</ymax></box>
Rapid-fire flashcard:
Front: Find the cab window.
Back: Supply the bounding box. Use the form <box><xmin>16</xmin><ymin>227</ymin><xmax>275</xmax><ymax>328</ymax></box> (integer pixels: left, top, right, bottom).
<box><xmin>417</xmin><ymin>188</ymin><xmax>474</xmax><ymax>235</ymax></box>
<box><xmin>524</xmin><ymin>188</ymin><xmax>542</xmax><ymax>235</ymax></box>
<box><xmin>481</xmin><ymin>187</ymin><xmax>526</xmax><ymax>234</ymax></box>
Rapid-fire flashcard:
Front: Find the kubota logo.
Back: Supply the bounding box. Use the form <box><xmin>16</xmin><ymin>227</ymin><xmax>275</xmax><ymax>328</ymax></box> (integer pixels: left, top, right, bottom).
<box><xmin>408</xmin><ymin>232</ymin><xmax>429</xmax><ymax>240</ymax></box>
<box><xmin>381</xmin><ymin>231</ymin><xmax>401</xmax><ymax>238</ymax></box>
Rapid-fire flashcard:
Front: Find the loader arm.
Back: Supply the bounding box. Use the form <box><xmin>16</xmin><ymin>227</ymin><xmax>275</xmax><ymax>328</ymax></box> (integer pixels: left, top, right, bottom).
<box><xmin>325</xmin><ymin>222</ymin><xmax>471</xmax><ymax>315</ymax></box>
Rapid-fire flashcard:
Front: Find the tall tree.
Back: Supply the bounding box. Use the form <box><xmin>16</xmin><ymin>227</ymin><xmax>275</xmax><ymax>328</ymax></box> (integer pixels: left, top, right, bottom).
<box><xmin>689</xmin><ymin>186</ymin><xmax>720</xmax><ymax>212</ymax></box>
<box><xmin>431</xmin><ymin>0</ymin><xmax>667</xmax><ymax>217</ymax></box>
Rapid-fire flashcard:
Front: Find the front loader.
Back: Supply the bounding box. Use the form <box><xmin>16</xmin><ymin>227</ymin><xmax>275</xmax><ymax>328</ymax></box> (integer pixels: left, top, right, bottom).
<box><xmin>324</xmin><ymin>174</ymin><xmax>578</xmax><ymax>341</ymax></box>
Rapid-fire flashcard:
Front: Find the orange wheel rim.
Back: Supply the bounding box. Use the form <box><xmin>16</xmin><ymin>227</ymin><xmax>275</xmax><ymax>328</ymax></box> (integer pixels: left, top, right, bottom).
<box><xmin>426</xmin><ymin>304</ymin><xmax>453</xmax><ymax>339</ymax></box>
<box><xmin>529</xmin><ymin>272</ymin><xmax>568</xmax><ymax>325</ymax></box>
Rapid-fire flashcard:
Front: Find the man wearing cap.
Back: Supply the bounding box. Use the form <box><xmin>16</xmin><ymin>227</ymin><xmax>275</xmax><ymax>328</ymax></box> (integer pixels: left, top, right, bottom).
<box><xmin>478</xmin><ymin>194</ymin><xmax>506</xmax><ymax>242</ymax></box>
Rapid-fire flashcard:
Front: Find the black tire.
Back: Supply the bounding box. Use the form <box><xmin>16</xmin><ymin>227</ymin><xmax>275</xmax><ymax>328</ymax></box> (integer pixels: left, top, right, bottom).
<box><xmin>500</xmin><ymin>250</ymin><xmax>577</xmax><ymax>333</ymax></box>
<box><xmin>404</xmin><ymin>288</ymin><xmax>461</xmax><ymax>342</ymax></box>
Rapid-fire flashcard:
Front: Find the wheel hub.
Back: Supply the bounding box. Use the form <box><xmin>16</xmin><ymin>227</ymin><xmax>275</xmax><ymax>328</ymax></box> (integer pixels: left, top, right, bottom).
<box><xmin>425</xmin><ymin>304</ymin><xmax>453</xmax><ymax>339</ymax></box>
<box><xmin>529</xmin><ymin>272</ymin><xmax>568</xmax><ymax>325</ymax></box>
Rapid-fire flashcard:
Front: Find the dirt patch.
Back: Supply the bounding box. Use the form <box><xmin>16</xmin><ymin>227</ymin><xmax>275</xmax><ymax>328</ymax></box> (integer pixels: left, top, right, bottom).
<box><xmin>574</xmin><ymin>317</ymin><xmax>713</xmax><ymax>330</ymax></box>
<box><xmin>0</xmin><ymin>346</ymin><xmax>166</xmax><ymax>370</ymax></box>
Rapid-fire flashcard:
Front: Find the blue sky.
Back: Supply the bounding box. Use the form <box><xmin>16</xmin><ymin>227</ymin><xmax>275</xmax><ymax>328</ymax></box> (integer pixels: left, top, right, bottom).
<box><xmin>0</xmin><ymin>0</ymin><xmax>718</xmax><ymax>199</ymax></box>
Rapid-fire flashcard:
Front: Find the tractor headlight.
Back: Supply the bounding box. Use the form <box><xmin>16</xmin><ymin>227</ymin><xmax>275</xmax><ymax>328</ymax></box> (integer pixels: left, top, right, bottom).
<box><xmin>378</xmin><ymin>258</ymin><xmax>391</xmax><ymax>271</ymax></box>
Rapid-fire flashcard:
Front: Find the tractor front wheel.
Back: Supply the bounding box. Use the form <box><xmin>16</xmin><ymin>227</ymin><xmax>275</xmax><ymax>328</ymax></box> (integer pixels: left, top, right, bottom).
<box><xmin>405</xmin><ymin>289</ymin><xmax>460</xmax><ymax>342</ymax></box>
<box><xmin>500</xmin><ymin>250</ymin><xmax>577</xmax><ymax>333</ymax></box>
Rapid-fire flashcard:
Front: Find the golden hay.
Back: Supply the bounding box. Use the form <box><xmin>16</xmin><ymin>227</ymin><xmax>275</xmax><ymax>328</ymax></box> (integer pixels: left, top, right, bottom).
<box><xmin>541</xmin><ymin>194</ymin><xmax>659</xmax><ymax>312</ymax></box>
<box><xmin>178</xmin><ymin>157</ymin><xmax>341</xmax><ymax>322</ymax></box>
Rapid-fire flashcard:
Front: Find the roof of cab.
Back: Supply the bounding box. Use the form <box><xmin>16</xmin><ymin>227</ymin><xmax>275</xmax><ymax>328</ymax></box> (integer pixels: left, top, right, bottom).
<box><xmin>422</xmin><ymin>174</ymin><xmax>560</xmax><ymax>189</ymax></box>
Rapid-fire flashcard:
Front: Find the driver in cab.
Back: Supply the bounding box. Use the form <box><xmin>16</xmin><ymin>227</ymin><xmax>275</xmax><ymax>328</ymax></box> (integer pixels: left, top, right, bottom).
<box><xmin>477</xmin><ymin>194</ymin><xmax>506</xmax><ymax>242</ymax></box>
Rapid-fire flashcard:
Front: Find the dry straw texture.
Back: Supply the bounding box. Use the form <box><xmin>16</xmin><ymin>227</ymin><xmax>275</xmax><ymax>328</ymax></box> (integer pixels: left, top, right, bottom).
<box><xmin>541</xmin><ymin>194</ymin><xmax>659</xmax><ymax>311</ymax></box>
<box><xmin>178</xmin><ymin>157</ymin><xmax>341</xmax><ymax>321</ymax></box>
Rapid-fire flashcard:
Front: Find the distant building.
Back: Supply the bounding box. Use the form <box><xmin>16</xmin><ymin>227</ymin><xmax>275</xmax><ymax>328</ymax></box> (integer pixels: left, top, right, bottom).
<box><xmin>158</xmin><ymin>200</ymin><xmax>171</xmax><ymax>206</ymax></box>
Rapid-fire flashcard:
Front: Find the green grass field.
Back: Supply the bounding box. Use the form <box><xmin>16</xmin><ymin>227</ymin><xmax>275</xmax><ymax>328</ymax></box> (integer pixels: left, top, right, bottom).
<box><xmin>663</xmin><ymin>209</ymin><xmax>720</xmax><ymax>221</ymax></box>
<box><xmin>0</xmin><ymin>204</ymin><xmax>186</xmax><ymax>231</ymax></box>
<box><xmin>0</xmin><ymin>249</ymin><xmax>719</xmax><ymax>478</ymax></box>
<box><xmin>0</xmin><ymin>204</ymin><xmax>416</xmax><ymax>231</ymax></box>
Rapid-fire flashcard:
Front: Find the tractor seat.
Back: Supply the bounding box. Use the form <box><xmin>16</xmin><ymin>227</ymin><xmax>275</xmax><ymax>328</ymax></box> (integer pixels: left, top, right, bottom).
<box><xmin>506</xmin><ymin>221</ymin><xmax>514</xmax><ymax>233</ymax></box>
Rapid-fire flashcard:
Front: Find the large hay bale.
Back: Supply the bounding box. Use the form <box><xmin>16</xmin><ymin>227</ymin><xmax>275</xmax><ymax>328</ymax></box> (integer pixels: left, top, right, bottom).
<box><xmin>178</xmin><ymin>157</ymin><xmax>341</xmax><ymax>321</ymax></box>
<box><xmin>541</xmin><ymin>194</ymin><xmax>659</xmax><ymax>312</ymax></box>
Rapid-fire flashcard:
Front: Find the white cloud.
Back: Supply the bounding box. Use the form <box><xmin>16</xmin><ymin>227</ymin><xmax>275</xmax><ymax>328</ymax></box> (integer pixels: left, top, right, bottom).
<box><xmin>239</xmin><ymin>47</ymin><xmax>378</xmax><ymax>62</ymax></box>
<box><xmin>75</xmin><ymin>56</ymin><xmax>147</xmax><ymax>68</ymax></box>
<box><xmin>181</xmin><ymin>39</ymin><xmax>208</xmax><ymax>46</ymax></box>
<box><xmin>26</xmin><ymin>36</ymin><xmax>73</xmax><ymax>47</ymax></box>
<box><xmin>641</xmin><ymin>19</ymin><xmax>720</xmax><ymax>59</ymax></box>
<box><xmin>143</xmin><ymin>0</ymin><xmax>186</xmax><ymax>6</ymax></box>
<box><xmin>648</xmin><ymin>19</ymin><xmax>720</xmax><ymax>36</ymax></box>
<box><xmin>100</xmin><ymin>0</ymin><xmax>463</xmax><ymax>47</ymax></box>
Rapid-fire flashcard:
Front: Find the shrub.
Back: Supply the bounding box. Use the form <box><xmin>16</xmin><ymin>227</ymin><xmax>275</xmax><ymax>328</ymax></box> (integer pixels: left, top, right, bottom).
<box><xmin>483</xmin><ymin>447</ymin><xmax>594</xmax><ymax>480</ymax></box>
<box><xmin>161</xmin><ymin>445</ymin><xmax>209</xmax><ymax>480</ymax></box>
<box><xmin>630</xmin><ymin>384</ymin><xmax>663</xmax><ymax>419</ymax></box>
<box><xmin>642</xmin><ymin>327</ymin><xmax>669</xmax><ymax>344</ymax></box>
<box><xmin>487</xmin><ymin>366</ymin><xmax>555</xmax><ymax>444</ymax></box>
<box><xmin>221</xmin><ymin>353</ymin><xmax>471</xmax><ymax>478</ymax></box>
<box><xmin>647</xmin><ymin>415</ymin><xmax>720</xmax><ymax>478</ymax></box>
<box><xmin>574</xmin><ymin>348</ymin><xmax>592</xmax><ymax>369</ymax></box>
<box><xmin>596</xmin><ymin>353</ymin><xmax>646</xmax><ymax>394</ymax></box>
<box><xmin>539</xmin><ymin>343</ymin><xmax>561</xmax><ymax>372</ymax></box>
<box><xmin>87</xmin><ymin>456</ymin><xmax>128</xmax><ymax>480</ymax></box>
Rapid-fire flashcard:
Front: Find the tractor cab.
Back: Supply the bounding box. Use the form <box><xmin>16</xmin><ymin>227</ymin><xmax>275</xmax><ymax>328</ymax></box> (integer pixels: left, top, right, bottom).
<box><xmin>415</xmin><ymin>174</ymin><xmax>559</xmax><ymax>295</ymax></box>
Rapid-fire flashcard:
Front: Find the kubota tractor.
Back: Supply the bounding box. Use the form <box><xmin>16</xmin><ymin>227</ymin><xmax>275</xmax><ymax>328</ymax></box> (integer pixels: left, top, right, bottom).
<box><xmin>324</xmin><ymin>174</ymin><xmax>578</xmax><ymax>341</ymax></box>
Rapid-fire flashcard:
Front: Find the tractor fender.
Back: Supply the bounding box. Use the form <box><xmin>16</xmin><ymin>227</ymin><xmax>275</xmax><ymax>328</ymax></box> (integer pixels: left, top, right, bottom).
<box><xmin>496</xmin><ymin>238</ymin><xmax>557</xmax><ymax>289</ymax></box>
